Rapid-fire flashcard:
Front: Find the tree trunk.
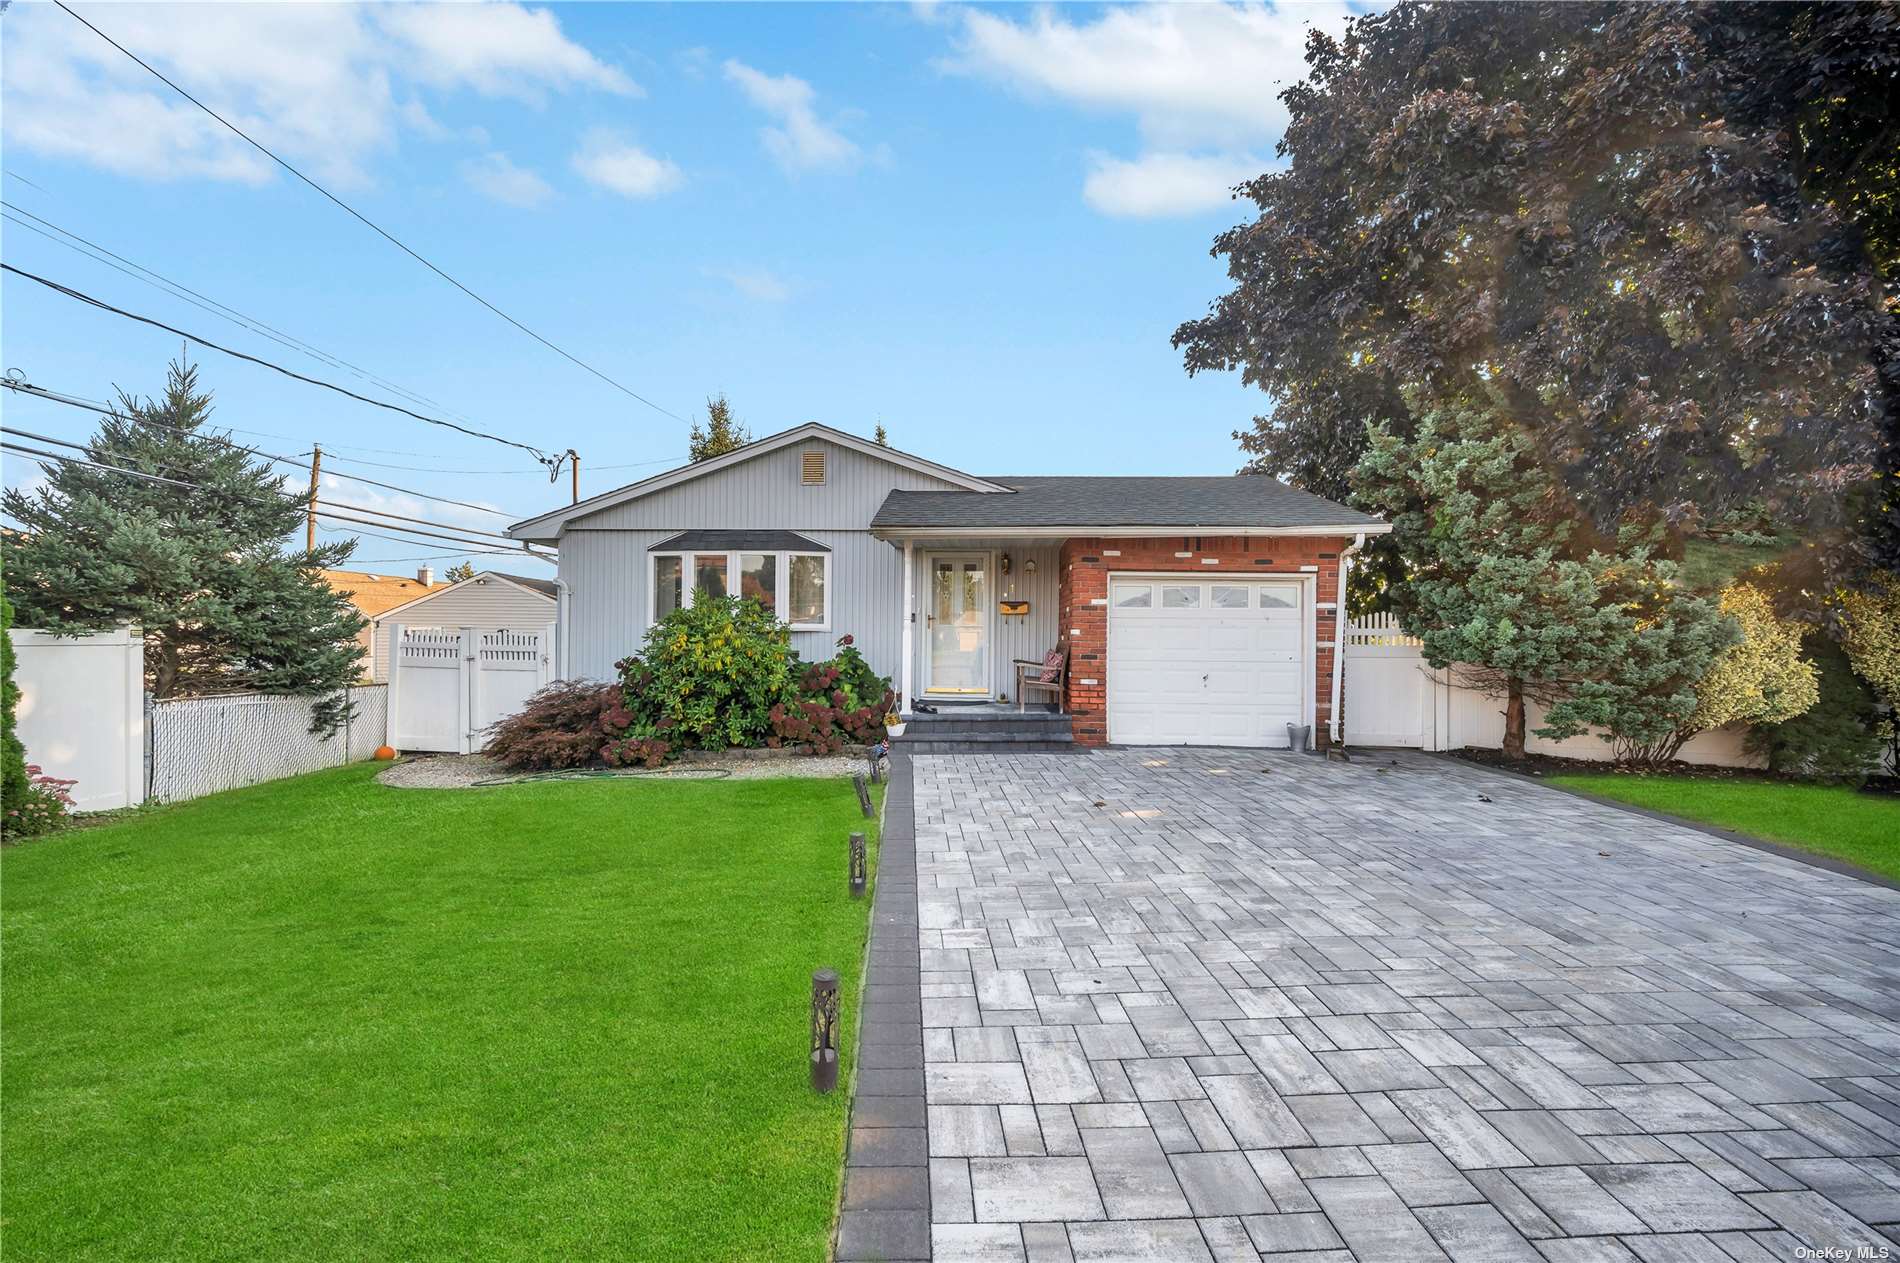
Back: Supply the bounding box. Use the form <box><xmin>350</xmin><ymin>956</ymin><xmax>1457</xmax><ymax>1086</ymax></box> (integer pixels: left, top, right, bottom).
<box><xmin>151</xmin><ymin>635</ymin><xmax>180</xmax><ymax>699</ymax></box>
<box><xmin>1502</xmin><ymin>678</ymin><xmax>1527</xmax><ymax>761</ymax></box>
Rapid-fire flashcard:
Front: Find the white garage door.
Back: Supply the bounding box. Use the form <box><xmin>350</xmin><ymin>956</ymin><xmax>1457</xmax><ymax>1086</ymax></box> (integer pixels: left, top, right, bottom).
<box><xmin>1107</xmin><ymin>577</ymin><xmax>1307</xmax><ymax>747</ymax></box>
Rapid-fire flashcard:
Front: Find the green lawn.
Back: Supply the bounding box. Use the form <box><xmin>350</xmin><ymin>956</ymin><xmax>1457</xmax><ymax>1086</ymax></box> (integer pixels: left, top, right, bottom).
<box><xmin>1546</xmin><ymin>773</ymin><xmax>1900</xmax><ymax>883</ymax></box>
<box><xmin>2</xmin><ymin>764</ymin><xmax>880</xmax><ymax>1262</ymax></box>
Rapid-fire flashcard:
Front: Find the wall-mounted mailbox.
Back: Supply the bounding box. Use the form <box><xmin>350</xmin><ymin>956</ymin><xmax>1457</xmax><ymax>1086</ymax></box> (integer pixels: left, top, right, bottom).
<box><xmin>999</xmin><ymin>600</ymin><xmax>1031</xmax><ymax>617</ymax></box>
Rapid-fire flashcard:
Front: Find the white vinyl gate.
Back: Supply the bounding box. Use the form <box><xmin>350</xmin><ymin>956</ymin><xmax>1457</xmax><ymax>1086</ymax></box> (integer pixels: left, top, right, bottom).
<box><xmin>388</xmin><ymin>623</ymin><xmax>554</xmax><ymax>753</ymax></box>
<box><xmin>1342</xmin><ymin>613</ymin><xmax>1439</xmax><ymax>748</ymax></box>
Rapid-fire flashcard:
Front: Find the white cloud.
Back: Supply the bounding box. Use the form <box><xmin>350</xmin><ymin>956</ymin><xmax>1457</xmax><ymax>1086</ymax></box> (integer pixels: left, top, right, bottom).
<box><xmin>1082</xmin><ymin>150</ymin><xmax>1260</xmax><ymax>218</ymax></box>
<box><xmin>723</xmin><ymin>59</ymin><xmax>862</xmax><ymax>173</ymax></box>
<box><xmin>372</xmin><ymin>4</ymin><xmax>638</xmax><ymax>101</ymax></box>
<box><xmin>571</xmin><ymin>130</ymin><xmax>683</xmax><ymax>199</ymax></box>
<box><xmin>1</xmin><ymin>2</ymin><xmax>635</xmax><ymax>187</ymax></box>
<box><xmin>943</xmin><ymin>2</ymin><xmax>1361</xmax><ymax>215</ymax></box>
<box><xmin>462</xmin><ymin>151</ymin><xmax>555</xmax><ymax>208</ymax></box>
<box><xmin>712</xmin><ymin>268</ymin><xmax>792</xmax><ymax>303</ymax></box>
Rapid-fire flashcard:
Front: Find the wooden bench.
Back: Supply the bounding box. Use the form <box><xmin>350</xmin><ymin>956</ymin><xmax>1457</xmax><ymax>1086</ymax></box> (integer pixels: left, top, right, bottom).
<box><xmin>1012</xmin><ymin>649</ymin><xmax>1068</xmax><ymax>713</ymax></box>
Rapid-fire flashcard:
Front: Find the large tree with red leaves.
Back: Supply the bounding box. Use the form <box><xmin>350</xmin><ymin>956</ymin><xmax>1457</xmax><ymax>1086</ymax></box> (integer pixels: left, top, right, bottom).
<box><xmin>1176</xmin><ymin>1</ymin><xmax>1895</xmax><ymax>579</ymax></box>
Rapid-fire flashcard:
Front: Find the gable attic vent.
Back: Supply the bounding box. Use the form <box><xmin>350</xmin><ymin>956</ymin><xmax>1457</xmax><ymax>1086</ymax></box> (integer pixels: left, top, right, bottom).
<box><xmin>801</xmin><ymin>449</ymin><xmax>826</xmax><ymax>485</ymax></box>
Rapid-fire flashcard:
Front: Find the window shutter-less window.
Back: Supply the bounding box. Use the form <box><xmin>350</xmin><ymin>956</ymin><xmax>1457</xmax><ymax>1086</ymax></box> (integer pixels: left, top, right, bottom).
<box><xmin>801</xmin><ymin>450</ymin><xmax>826</xmax><ymax>485</ymax></box>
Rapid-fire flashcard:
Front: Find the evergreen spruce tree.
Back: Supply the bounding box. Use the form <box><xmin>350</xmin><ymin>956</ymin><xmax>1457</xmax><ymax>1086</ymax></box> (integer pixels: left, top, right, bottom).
<box><xmin>688</xmin><ymin>394</ymin><xmax>751</xmax><ymax>462</ymax></box>
<box><xmin>444</xmin><ymin>562</ymin><xmax>477</xmax><ymax>583</ymax></box>
<box><xmin>1354</xmin><ymin>405</ymin><xmax>1733</xmax><ymax>760</ymax></box>
<box><xmin>0</xmin><ymin>362</ymin><xmax>366</xmax><ymax>733</ymax></box>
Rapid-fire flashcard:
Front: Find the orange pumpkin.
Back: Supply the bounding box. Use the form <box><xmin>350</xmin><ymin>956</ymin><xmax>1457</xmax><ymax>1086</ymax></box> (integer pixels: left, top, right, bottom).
<box><xmin>373</xmin><ymin>745</ymin><xmax>397</xmax><ymax>761</ymax></box>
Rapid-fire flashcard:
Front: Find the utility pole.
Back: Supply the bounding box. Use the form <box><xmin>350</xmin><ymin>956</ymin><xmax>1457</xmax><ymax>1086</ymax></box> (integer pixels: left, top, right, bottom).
<box><xmin>306</xmin><ymin>442</ymin><xmax>322</xmax><ymax>551</ymax></box>
<box><xmin>569</xmin><ymin>448</ymin><xmax>579</xmax><ymax>504</ymax></box>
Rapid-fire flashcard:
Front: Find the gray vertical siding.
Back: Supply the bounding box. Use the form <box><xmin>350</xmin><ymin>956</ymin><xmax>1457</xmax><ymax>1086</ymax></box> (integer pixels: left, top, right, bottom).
<box><xmin>579</xmin><ymin>437</ymin><xmax>967</xmax><ymax>531</ymax></box>
<box><xmin>560</xmin><ymin>527</ymin><xmax>908</xmax><ymax>685</ymax></box>
<box><xmin>903</xmin><ymin>542</ymin><xmax>1061</xmax><ymax>701</ymax></box>
<box><xmin>550</xmin><ymin>437</ymin><xmax>1061</xmax><ymax>698</ymax></box>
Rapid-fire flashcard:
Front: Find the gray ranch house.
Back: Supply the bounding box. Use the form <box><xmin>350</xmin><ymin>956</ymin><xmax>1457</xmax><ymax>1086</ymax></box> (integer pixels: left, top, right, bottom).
<box><xmin>507</xmin><ymin>423</ymin><xmax>1387</xmax><ymax>748</ymax></box>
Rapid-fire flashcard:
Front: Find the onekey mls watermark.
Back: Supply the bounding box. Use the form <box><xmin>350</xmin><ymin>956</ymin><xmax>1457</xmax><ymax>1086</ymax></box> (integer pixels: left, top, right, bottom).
<box><xmin>1794</xmin><ymin>1246</ymin><xmax>1893</xmax><ymax>1261</ymax></box>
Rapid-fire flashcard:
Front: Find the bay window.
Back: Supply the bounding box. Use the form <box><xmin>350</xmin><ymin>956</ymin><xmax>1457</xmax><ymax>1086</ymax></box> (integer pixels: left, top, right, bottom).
<box><xmin>648</xmin><ymin>546</ymin><xmax>830</xmax><ymax>630</ymax></box>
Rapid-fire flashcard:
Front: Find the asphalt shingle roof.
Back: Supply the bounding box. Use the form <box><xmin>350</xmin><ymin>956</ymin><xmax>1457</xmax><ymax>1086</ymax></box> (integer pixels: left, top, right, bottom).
<box><xmin>487</xmin><ymin>572</ymin><xmax>558</xmax><ymax>598</ymax></box>
<box><xmin>870</xmin><ymin>475</ymin><xmax>1383</xmax><ymax>531</ymax></box>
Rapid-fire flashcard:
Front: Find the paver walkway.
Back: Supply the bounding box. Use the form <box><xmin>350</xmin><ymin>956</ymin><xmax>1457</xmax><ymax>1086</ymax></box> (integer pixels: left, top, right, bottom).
<box><xmin>906</xmin><ymin>748</ymin><xmax>1900</xmax><ymax>1263</ymax></box>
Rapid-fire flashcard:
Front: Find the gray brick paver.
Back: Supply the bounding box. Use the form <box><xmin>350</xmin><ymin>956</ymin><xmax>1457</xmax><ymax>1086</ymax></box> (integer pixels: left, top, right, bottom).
<box><xmin>903</xmin><ymin>749</ymin><xmax>1900</xmax><ymax>1262</ymax></box>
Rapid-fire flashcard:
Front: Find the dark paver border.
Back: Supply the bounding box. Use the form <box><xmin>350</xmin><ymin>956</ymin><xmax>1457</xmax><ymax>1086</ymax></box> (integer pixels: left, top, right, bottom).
<box><xmin>835</xmin><ymin>752</ymin><xmax>930</xmax><ymax>1262</ymax></box>
<box><xmin>1423</xmin><ymin>749</ymin><xmax>1900</xmax><ymax>893</ymax></box>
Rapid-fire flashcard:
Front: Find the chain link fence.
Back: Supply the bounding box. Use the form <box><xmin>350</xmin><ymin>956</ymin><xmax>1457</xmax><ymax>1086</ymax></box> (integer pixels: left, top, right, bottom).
<box><xmin>148</xmin><ymin>685</ymin><xmax>388</xmax><ymax>803</ymax></box>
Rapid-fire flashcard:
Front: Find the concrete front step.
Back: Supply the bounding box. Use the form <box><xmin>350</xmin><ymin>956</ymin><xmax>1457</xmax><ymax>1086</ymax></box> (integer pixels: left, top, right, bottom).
<box><xmin>896</xmin><ymin>738</ymin><xmax>1081</xmax><ymax>754</ymax></box>
<box><xmin>900</xmin><ymin>721</ymin><xmax>1071</xmax><ymax>737</ymax></box>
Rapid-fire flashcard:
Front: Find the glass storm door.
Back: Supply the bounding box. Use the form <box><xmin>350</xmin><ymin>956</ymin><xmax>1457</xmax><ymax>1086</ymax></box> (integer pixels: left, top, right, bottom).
<box><xmin>926</xmin><ymin>554</ymin><xmax>990</xmax><ymax>694</ymax></box>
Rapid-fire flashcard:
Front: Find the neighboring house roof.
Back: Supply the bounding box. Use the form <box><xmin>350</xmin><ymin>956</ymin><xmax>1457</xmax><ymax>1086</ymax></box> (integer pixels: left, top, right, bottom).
<box><xmin>321</xmin><ymin>569</ymin><xmax>450</xmax><ymax>618</ymax></box>
<box><xmin>484</xmin><ymin>571</ymin><xmax>559</xmax><ymax>598</ymax></box>
<box><xmin>871</xmin><ymin>475</ymin><xmax>1388</xmax><ymax>533</ymax></box>
<box><xmin>507</xmin><ymin>422</ymin><xmax>1012</xmax><ymax>540</ymax></box>
<box><xmin>370</xmin><ymin>570</ymin><xmax>557</xmax><ymax>623</ymax></box>
<box><xmin>648</xmin><ymin>530</ymin><xmax>829</xmax><ymax>552</ymax></box>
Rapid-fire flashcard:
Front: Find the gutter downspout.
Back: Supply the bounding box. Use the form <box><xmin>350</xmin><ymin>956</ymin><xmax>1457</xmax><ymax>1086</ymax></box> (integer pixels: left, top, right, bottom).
<box><xmin>1329</xmin><ymin>531</ymin><xmax>1366</xmax><ymax>748</ymax></box>
<box><xmin>553</xmin><ymin>575</ymin><xmax>571</xmax><ymax>680</ymax></box>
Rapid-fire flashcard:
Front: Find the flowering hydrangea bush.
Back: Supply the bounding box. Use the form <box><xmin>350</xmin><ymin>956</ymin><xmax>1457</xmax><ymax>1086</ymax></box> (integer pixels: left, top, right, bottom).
<box><xmin>5</xmin><ymin>764</ymin><xmax>76</xmax><ymax>839</ymax></box>
<box><xmin>769</xmin><ymin>635</ymin><xmax>895</xmax><ymax>755</ymax></box>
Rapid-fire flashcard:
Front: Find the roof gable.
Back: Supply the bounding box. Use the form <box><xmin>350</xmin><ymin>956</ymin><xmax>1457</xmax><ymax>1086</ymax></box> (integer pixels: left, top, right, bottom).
<box><xmin>509</xmin><ymin>423</ymin><xmax>1008</xmax><ymax>541</ymax></box>
<box><xmin>370</xmin><ymin>570</ymin><xmax>556</xmax><ymax>622</ymax></box>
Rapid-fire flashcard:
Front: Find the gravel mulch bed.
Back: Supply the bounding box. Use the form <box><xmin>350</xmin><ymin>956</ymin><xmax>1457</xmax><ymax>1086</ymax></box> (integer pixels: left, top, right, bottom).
<box><xmin>376</xmin><ymin>750</ymin><xmax>873</xmax><ymax>790</ymax></box>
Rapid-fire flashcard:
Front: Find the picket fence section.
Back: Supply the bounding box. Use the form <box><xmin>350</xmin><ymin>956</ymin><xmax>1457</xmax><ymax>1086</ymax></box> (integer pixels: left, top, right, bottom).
<box><xmin>388</xmin><ymin>624</ymin><xmax>554</xmax><ymax>754</ymax></box>
<box><xmin>148</xmin><ymin>685</ymin><xmax>389</xmax><ymax>803</ymax></box>
<box><xmin>1341</xmin><ymin>615</ymin><xmax>1762</xmax><ymax>766</ymax></box>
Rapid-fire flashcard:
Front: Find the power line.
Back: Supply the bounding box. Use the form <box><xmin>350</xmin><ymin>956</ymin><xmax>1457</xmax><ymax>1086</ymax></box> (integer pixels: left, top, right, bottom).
<box><xmin>2</xmin><ymin>264</ymin><xmax>560</xmax><ymax>467</ymax></box>
<box><xmin>2</xmin><ymin>201</ymin><xmax>484</xmax><ymax>425</ymax></box>
<box><xmin>313</xmin><ymin>527</ymin><xmax>540</xmax><ymax>564</ymax></box>
<box><xmin>56</xmin><ymin>0</ymin><xmax>691</xmax><ymax>428</ymax></box>
<box><xmin>3</xmin><ymin>425</ymin><xmax>551</xmax><ymax>558</ymax></box>
<box><xmin>318</xmin><ymin>448</ymin><xmax>686</xmax><ymax>476</ymax></box>
<box><xmin>3</xmin><ymin>374</ymin><xmax>526</xmax><ymax>519</ymax></box>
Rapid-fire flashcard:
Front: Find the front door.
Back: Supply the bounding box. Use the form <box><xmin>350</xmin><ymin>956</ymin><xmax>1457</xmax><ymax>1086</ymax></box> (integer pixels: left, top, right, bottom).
<box><xmin>926</xmin><ymin>553</ymin><xmax>990</xmax><ymax>695</ymax></box>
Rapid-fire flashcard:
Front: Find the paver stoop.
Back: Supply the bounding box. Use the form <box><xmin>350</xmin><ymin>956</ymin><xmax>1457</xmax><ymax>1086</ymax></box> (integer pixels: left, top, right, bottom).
<box><xmin>907</xmin><ymin>747</ymin><xmax>1900</xmax><ymax>1263</ymax></box>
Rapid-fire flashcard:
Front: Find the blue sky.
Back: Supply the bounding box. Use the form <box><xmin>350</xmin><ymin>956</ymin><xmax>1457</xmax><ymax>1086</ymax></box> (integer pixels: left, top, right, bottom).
<box><xmin>2</xmin><ymin>1</ymin><xmax>1357</xmax><ymax>574</ymax></box>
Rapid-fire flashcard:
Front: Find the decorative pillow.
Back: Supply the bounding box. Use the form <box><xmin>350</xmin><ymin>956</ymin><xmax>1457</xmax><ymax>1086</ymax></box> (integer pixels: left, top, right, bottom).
<box><xmin>1039</xmin><ymin>649</ymin><xmax>1063</xmax><ymax>682</ymax></box>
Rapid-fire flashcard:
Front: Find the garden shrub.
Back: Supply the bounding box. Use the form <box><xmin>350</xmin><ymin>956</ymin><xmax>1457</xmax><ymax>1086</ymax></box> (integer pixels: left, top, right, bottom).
<box><xmin>484</xmin><ymin>680</ymin><xmax>632</xmax><ymax>770</ymax></box>
<box><xmin>0</xmin><ymin>591</ymin><xmax>73</xmax><ymax>839</ymax></box>
<box><xmin>617</xmin><ymin>597</ymin><xmax>797</xmax><ymax>751</ymax></box>
<box><xmin>1750</xmin><ymin>635</ymin><xmax>1885</xmax><ymax>785</ymax></box>
<box><xmin>770</xmin><ymin>635</ymin><xmax>895</xmax><ymax>754</ymax></box>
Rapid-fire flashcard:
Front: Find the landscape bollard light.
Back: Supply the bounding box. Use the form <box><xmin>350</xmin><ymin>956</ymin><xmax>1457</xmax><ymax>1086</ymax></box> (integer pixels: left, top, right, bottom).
<box><xmin>810</xmin><ymin>968</ymin><xmax>840</xmax><ymax>1093</ymax></box>
<box><xmin>853</xmin><ymin>772</ymin><xmax>875</xmax><ymax>818</ymax></box>
<box><xmin>849</xmin><ymin>831</ymin><xmax>867</xmax><ymax>898</ymax></box>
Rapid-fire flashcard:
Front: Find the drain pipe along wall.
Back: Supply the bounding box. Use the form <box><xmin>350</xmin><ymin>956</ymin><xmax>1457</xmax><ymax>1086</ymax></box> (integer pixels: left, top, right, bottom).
<box><xmin>1329</xmin><ymin>532</ymin><xmax>1366</xmax><ymax>746</ymax></box>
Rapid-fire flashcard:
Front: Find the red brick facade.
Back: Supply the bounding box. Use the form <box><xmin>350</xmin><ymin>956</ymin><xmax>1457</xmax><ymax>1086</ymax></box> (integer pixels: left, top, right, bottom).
<box><xmin>1057</xmin><ymin>535</ymin><xmax>1349</xmax><ymax>748</ymax></box>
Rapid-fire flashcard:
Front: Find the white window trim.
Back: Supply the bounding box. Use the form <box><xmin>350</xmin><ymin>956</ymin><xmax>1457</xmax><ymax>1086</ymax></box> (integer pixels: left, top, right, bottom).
<box><xmin>646</xmin><ymin>549</ymin><xmax>832</xmax><ymax>632</ymax></box>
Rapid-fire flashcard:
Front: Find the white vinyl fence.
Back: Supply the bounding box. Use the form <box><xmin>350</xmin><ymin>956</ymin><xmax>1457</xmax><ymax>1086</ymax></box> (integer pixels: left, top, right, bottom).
<box><xmin>9</xmin><ymin>625</ymin><xmax>146</xmax><ymax>812</ymax></box>
<box><xmin>1342</xmin><ymin>614</ymin><xmax>1762</xmax><ymax>766</ymax></box>
<box><xmin>148</xmin><ymin>685</ymin><xmax>389</xmax><ymax>803</ymax></box>
<box><xmin>387</xmin><ymin>624</ymin><xmax>553</xmax><ymax>754</ymax></box>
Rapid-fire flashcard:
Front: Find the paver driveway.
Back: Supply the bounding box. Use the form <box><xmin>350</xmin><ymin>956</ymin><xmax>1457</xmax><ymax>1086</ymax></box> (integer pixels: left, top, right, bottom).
<box><xmin>909</xmin><ymin>748</ymin><xmax>1900</xmax><ymax>1263</ymax></box>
